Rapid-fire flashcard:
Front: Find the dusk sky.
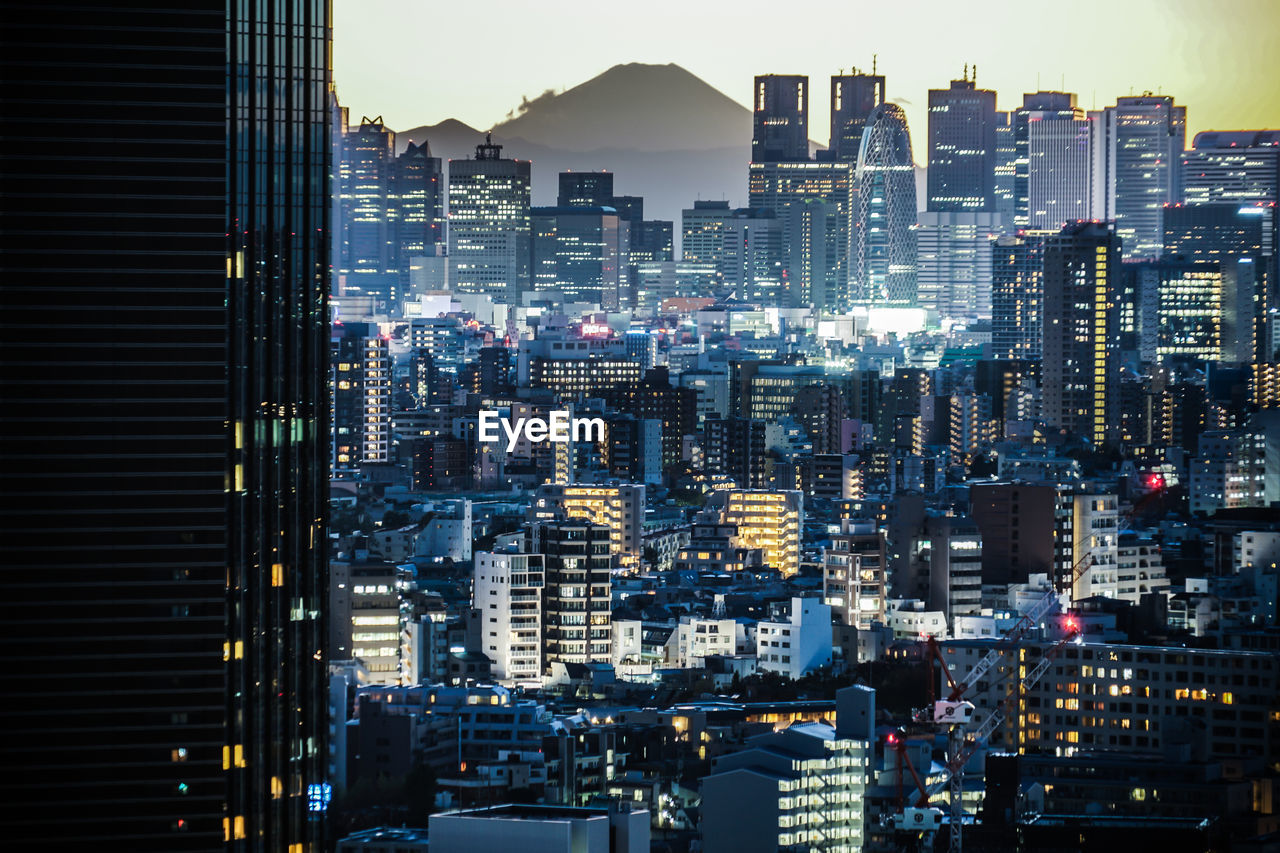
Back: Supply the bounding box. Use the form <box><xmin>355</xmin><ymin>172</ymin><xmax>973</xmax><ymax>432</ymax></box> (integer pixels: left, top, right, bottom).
<box><xmin>334</xmin><ymin>0</ymin><xmax>1280</xmax><ymax>161</ymax></box>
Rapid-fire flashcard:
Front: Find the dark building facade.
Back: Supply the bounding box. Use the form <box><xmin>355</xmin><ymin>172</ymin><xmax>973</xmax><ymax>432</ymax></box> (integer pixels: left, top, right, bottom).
<box><xmin>828</xmin><ymin>71</ymin><xmax>885</xmax><ymax>162</ymax></box>
<box><xmin>752</xmin><ymin>74</ymin><xmax>809</xmax><ymax>163</ymax></box>
<box><xmin>926</xmin><ymin>76</ymin><xmax>998</xmax><ymax>212</ymax></box>
<box><xmin>1</xmin><ymin>2</ymin><xmax>330</xmax><ymax>849</ymax></box>
<box><xmin>1042</xmin><ymin>221</ymin><xmax>1122</xmax><ymax>444</ymax></box>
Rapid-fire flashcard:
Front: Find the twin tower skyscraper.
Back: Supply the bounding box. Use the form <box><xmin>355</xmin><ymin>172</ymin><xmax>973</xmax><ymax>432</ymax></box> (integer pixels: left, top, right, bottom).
<box><xmin>748</xmin><ymin>71</ymin><xmax>918</xmax><ymax>311</ymax></box>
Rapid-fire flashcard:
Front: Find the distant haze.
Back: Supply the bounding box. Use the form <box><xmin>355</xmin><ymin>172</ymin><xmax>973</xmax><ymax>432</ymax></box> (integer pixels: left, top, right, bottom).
<box><xmin>335</xmin><ymin>0</ymin><xmax>1280</xmax><ymax>172</ymax></box>
<box><xmin>393</xmin><ymin>64</ymin><xmax>752</xmax><ymax>230</ymax></box>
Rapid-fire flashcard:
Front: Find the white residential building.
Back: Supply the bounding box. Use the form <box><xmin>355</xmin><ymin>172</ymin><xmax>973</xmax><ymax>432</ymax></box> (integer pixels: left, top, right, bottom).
<box><xmin>756</xmin><ymin>597</ymin><xmax>832</xmax><ymax>679</ymax></box>
<box><xmin>473</xmin><ymin>551</ymin><xmax>545</xmax><ymax>684</ymax></box>
<box><xmin>676</xmin><ymin>616</ymin><xmax>748</xmax><ymax>668</ymax></box>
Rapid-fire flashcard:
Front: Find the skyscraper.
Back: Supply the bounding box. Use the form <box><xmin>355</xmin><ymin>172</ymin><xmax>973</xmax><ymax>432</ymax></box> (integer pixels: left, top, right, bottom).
<box><xmin>1042</xmin><ymin>222</ymin><xmax>1121</xmax><ymax>444</ymax></box>
<box><xmin>915</xmin><ymin>212</ymin><xmax>1002</xmax><ymax>320</ymax></box>
<box><xmin>1183</xmin><ymin>130</ymin><xmax>1280</xmax><ymax>206</ymax></box>
<box><xmin>854</xmin><ymin>103</ymin><xmax>918</xmax><ymax>305</ymax></box>
<box><xmin>338</xmin><ymin>116</ymin><xmax>398</xmax><ymax>304</ymax></box>
<box><xmin>531</xmin><ymin>206</ymin><xmax>628</xmax><ymax>309</ymax></box>
<box><xmin>392</xmin><ymin>138</ymin><xmax>445</xmax><ymax>292</ymax></box>
<box><xmin>1095</xmin><ymin>94</ymin><xmax>1187</xmax><ymax>260</ymax></box>
<box><xmin>447</xmin><ymin>136</ymin><xmax>532</xmax><ymax>302</ymax></box>
<box><xmin>926</xmin><ymin>74</ymin><xmax>998</xmax><ymax>212</ymax></box>
<box><xmin>829</xmin><ymin>70</ymin><xmax>885</xmax><ymax>161</ymax></box>
<box><xmin>748</xmin><ymin>161</ymin><xmax>855</xmax><ymax>309</ymax></box>
<box><xmin>1164</xmin><ymin>202</ymin><xmax>1276</xmax><ymax>362</ymax></box>
<box><xmin>332</xmin><ymin>322</ymin><xmax>392</xmax><ymax>477</ymax></box>
<box><xmin>1</xmin><ymin>2</ymin><xmax>330</xmax><ymax>848</ymax></box>
<box><xmin>1012</xmin><ymin>92</ymin><xmax>1095</xmax><ymax>229</ymax></box>
<box><xmin>991</xmin><ymin>231</ymin><xmax>1051</xmax><ymax>361</ymax></box>
<box><xmin>558</xmin><ymin>171</ymin><xmax>614</xmax><ymax>207</ymax></box>
<box><xmin>752</xmin><ymin>75</ymin><xmax>809</xmax><ymax>163</ymax></box>
<box><xmin>680</xmin><ymin>201</ymin><xmax>783</xmax><ymax>302</ymax></box>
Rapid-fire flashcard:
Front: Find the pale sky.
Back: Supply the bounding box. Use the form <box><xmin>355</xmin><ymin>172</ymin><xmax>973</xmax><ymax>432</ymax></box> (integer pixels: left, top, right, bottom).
<box><xmin>334</xmin><ymin>0</ymin><xmax>1280</xmax><ymax>161</ymax></box>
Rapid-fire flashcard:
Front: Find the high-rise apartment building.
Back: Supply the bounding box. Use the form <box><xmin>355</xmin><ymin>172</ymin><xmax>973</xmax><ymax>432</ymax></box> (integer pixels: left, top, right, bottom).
<box><xmin>855</xmin><ymin>104</ymin><xmax>918</xmax><ymax>305</ymax></box>
<box><xmin>1</xmin><ymin>3</ymin><xmax>329</xmax><ymax>848</ymax></box>
<box><xmin>752</xmin><ymin>74</ymin><xmax>809</xmax><ymax>163</ymax></box>
<box><xmin>527</xmin><ymin>521</ymin><xmax>613</xmax><ymax>671</ymax></box>
<box><xmin>529</xmin><ymin>483</ymin><xmax>646</xmax><ymax>561</ymax></box>
<box><xmin>331</xmin><ymin>322</ymin><xmax>391</xmax><ymax>476</ymax></box>
<box><xmin>448</xmin><ymin>136</ymin><xmax>532</xmax><ymax>301</ymax></box>
<box><xmin>473</xmin><ymin>552</ymin><xmax>546</xmax><ymax>683</ymax></box>
<box><xmin>829</xmin><ymin>70</ymin><xmax>885</xmax><ymax>161</ymax></box>
<box><xmin>713</xmin><ymin>490</ymin><xmax>803</xmax><ymax>577</ymax></box>
<box><xmin>927</xmin><ymin>75</ymin><xmax>999</xmax><ymax>212</ymax></box>
<box><xmin>823</xmin><ymin>520</ymin><xmax>889</xmax><ymax>630</ymax></box>
<box><xmin>1041</xmin><ymin>222</ymin><xmax>1121</xmax><ymax>445</ymax></box>
<box><xmin>991</xmin><ymin>232</ymin><xmax>1051</xmax><ymax>361</ymax></box>
<box><xmin>1094</xmin><ymin>95</ymin><xmax>1187</xmax><ymax>260</ymax></box>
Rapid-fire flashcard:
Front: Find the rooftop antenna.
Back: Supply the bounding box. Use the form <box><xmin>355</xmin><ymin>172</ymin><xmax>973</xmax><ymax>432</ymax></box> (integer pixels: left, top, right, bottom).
<box><xmin>873</xmin><ymin>54</ymin><xmax>878</xmax><ymax>75</ymax></box>
<box><xmin>973</xmin><ymin>63</ymin><xmax>978</xmax><ymax>84</ymax></box>
<box><xmin>963</xmin><ymin>62</ymin><xmax>968</xmax><ymax>81</ymax></box>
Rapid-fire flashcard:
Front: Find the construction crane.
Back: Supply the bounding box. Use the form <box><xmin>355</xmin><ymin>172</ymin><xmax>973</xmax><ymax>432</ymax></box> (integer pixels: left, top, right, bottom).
<box><xmin>889</xmin><ymin>483</ymin><xmax>1166</xmax><ymax>851</ymax></box>
<box><xmin>897</xmin><ymin>612</ymin><xmax>1079</xmax><ymax>853</ymax></box>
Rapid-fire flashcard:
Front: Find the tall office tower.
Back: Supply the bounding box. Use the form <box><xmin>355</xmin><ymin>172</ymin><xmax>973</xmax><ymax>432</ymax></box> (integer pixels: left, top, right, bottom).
<box><xmin>558</xmin><ymin>171</ymin><xmax>614</xmax><ymax>207</ymax></box>
<box><xmin>0</xmin><ymin>2</ymin><xmax>329</xmax><ymax>849</ymax></box>
<box><xmin>829</xmin><ymin>70</ymin><xmax>885</xmax><ymax>161</ymax></box>
<box><xmin>448</xmin><ymin>136</ymin><xmax>532</xmax><ymax>302</ymax></box>
<box><xmin>526</xmin><ymin>520</ymin><xmax>613</xmax><ymax>671</ymax></box>
<box><xmin>1120</xmin><ymin>259</ymin><xmax>1224</xmax><ymax>365</ymax></box>
<box><xmin>392</xmin><ymin>139</ymin><xmax>445</xmax><ymax>292</ymax></box>
<box><xmin>993</xmin><ymin>111</ymin><xmax>1017</xmax><ymax>220</ymax></box>
<box><xmin>748</xmin><ymin>161</ymin><xmax>856</xmax><ymax>308</ymax></box>
<box><xmin>782</xmin><ymin>198</ymin><xmax>845</xmax><ymax>309</ymax></box>
<box><xmin>473</xmin><ymin>552</ymin><xmax>546</xmax><ymax>683</ymax></box>
<box><xmin>331</xmin><ymin>322</ymin><xmax>391</xmax><ymax>477</ymax></box>
<box><xmin>531</xmin><ymin>206</ymin><xmax>628</xmax><ymax>308</ymax></box>
<box><xmin>680</xmin><ymin>201</ymin><xmax>783</xmax><ymax>301</ymax></box>
<box><xmin>1094</xmin><ymin>94</ymin><xmax>1187</xmax><ymax>260</ymax></box>
<box><xmin>1164</xmin><ymin>202</ymin><xmax>1276</xmax><ymax>361</ymax></box>
<box><xmin>926</xmin><ymin>74</ymin><xmax>998</xmax><ymax>212</ymax></box>
<box><xmin>1183</xmin><ymin>130</ymin><xmax>1280</xmax><ymax>205</ymax></box>
<box><xmin>752</xmin><ymin>75</ymin><xmax>810</xmax><ymax>162</ymax></box>
<box><xmin>915</xmin><ymin>212</ymin><xmax>1002</xmax><ymax>320</ymax></box>
<box><xmin>854</xmin><ymin>104</ymin><xmax>918</xmax><ymax>305</ymax></box>
<box><xmin>339</xmin><ymin>116</ymin><xmax>399</xmax><ymax>304</ymax></box>
<box><xmin>1155</xmin><ymin>260</ymin><xmax>1223</xmax><ymax>363</ymax></box>
<box><xmin>1042</xmin><ymin>222</ymin><xmax>1121</xmax><ymax>444</ymax></box>
<box><xmin>1011</xmin><ymin>92</ymin><xmax>1095</xmax><ymax>229</ymax></box>
<box><xmin>991</xmin><ymin>232</ymin><xmax>1051</xmax><ymax>360</ymax></box>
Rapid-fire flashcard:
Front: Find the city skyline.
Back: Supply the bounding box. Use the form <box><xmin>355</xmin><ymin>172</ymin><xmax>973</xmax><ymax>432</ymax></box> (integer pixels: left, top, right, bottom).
<box><xmin>335</xmin><ymin>0</ymin><xmax>1280</xmax><ymax>162</ymax></box>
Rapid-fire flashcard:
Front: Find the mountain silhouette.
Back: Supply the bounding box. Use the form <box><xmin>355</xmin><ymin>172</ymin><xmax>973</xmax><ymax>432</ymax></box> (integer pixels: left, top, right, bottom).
<box><xmin>396</xmin><ymin>63</ymin><xmax>754</xmax><ymax>234</ymax></box>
